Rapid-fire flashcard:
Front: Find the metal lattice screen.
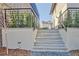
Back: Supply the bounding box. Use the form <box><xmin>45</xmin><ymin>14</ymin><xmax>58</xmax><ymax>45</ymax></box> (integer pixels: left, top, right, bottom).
<box><xmin>60</xmin><ymin>8</ymin><xmax>79</xmax><ymax>28</ymax></box>
<box><xmin>0</xmin><ymin>9</ymin><xmax>4</xmax><ymax>28</ymax></box>
<box><xmin>4</xmin><ymin>8</ymin><xmax>37</xmax><ymax>28</ymax></box>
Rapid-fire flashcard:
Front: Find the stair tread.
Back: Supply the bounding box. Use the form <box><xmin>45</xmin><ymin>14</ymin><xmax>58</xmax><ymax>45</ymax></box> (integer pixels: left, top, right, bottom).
<box><xmin>36</xmin><ymin>37</ymin><xmax>62</xmax><ymax>38</ymax></box>
<box><xmin>33</xmin><ymin>45</ymin><xmax>66</xmax><ymax>48</ymax></box>
<box><xmin>33</xmin><ymin>47</ymin><xmax>67</xmax><ymax>50</ymax></box>
<box><xmin>34</xmin><ymin>45</ymin><xmax>65</xmax><ymax>47</ymax></box>
<box><xmin>35</xmin><ymin>42</ymin><xmax>64</xmax><ymax>44</ymax></box>
<box><xmin>32</xmin><ymin>48</ymin><xmax>69</xmax><ymax>52</ymax></box>
<box><xmin>36</xmin><ymin>40</ymin><xmax>63</xmax><ymax>42</ymax></box>
<box><xmin>32</xmin><ymin>51</ymin><xmax>70</xmax><ymax>56</ymax></box>
<box><xmin>36</xmin><ymin>44</ymin><xmax>65</xmax><ymax>46</ymax></box>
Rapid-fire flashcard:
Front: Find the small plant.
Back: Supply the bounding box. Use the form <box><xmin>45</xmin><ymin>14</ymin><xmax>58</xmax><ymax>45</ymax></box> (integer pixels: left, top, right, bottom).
<box><xmin>10</xmin><ymin>12</ymin><xmax>17</xmax><ymax>27</ymax></box>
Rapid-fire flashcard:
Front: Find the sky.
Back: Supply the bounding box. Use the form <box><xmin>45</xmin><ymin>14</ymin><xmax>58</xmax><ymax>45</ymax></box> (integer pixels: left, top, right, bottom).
<box><xmin>36</xmin><ymin>3</ymin><xmax>52</xmax><ymax>22</ymax></box>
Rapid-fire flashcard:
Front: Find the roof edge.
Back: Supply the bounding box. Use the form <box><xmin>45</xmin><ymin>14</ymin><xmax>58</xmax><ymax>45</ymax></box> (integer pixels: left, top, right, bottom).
<box><xmin>50</xmin><ymin>3</ymin><xmax>56</xmax><ymax>15</ymax></box>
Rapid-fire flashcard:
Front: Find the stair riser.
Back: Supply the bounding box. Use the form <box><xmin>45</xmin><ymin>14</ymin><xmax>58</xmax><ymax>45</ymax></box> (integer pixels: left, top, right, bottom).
<box><xmin>36</xmin><ymin>40</ymin><xmax>63</xmax><ymax>42</ymax></box>
<box><xmin>36</xmin><ymin>38</ymin><xmax>63</xmax><ymax>42</ymax></box>
<box><xmin>38</xmin><ymin>30</ymin><xmax>59</xmax><ymax>32</ymax></box>
<box><xmin>35</xmin><ymin>42</ymin><xmax>64</xmax><ymax>44</ymax></box>
<box><xmin>34</xmin><ymin>46</ymin><xmax>65</xmax><ymax>48</ymax></box>
<box><xmin>38</xmin><ymin>32</ymin><xmax>59</xmax><ymax>34</ymax></box>
<box><xmin>36</xmin><ymin>44</ymin><xmax>64</xmax><ymax>46</ymax></box>
<box><xmin>36</xmin><ymin>37</ymin><xmax>62</xmax><ymax>39</ymax></box>
<box><xmin>33</xmin><ymin>47</ymin><xmax>67</xmax><ymax>50</ymax></box>
<box><xmin>37</xmin><ymin>35</ymin><xmax>60</xmax><ymax>37</ymax></box>
<box><xmin>32</xmin><ymin>52</ymin><xmax>70</xmax><ymax>56</ymax></box>
<box><xmin>37</xmin><ymin>35</ymin><xmax>61</xmax><ymax>37</ymax></box>
<box><xmin>32</xmin><ymin>50</ymin><xmax>68</xmax><ymax>52</ymax></box>
<box><xmin>38</xmin><ymin>33</ymin><xmax>59</xmax><ymax>34</ymax></box>
<box><xmin>34</xmin><ymin>45</ymin><xmax>65</xmax><ymax>47</ymax></box>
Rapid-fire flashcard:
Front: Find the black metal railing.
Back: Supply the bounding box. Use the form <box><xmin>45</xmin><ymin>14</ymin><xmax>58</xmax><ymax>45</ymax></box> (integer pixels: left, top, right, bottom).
<box><xmin>58</xmin><ymin>8</ymin><xmax>79</xmax><ymax>32</ymax></box>
<box><xmin>4</xmin><ymin>8</ymin><xmax>39</xmax><ymax>29</ymax></box>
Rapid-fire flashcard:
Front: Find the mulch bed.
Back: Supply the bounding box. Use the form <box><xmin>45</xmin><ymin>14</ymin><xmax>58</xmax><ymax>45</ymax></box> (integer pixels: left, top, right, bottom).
<box><xmin>70</xmin><ymin>50</ymin><xmax>79</xmax><ymax>56</ymax></box>
<box><xmin>0</xmin><ymin>47</ymin><xmax>31</xmax><ymax>56</ymax></box>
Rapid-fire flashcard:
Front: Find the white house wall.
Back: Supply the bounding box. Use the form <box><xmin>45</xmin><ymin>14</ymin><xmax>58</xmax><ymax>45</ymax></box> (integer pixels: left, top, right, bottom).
<box><xmin>52</xmin><ymin>3</ymin><xmax>67</xmax><ymax>28</ymax></box>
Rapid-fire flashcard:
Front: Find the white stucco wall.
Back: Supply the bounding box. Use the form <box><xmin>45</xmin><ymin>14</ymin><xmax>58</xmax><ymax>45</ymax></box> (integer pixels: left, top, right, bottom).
<box><xmin>2</xmin><ymin>28</ymin><xmax>33</xmax><ymax>50</ymax></box>
<box><xmin>59</xmin><ymin>29</ymin><xmax>68</xmax><ymax>49</ymax></box>
<box><xmin>59</xmin><ymin>28</ymin><xmax>79</xmax><ymax>51</ymax></box>
<box><xmin>52</xmin><ymin>3</ymin><xmax>67</xmax><ymax>29</ymax></box>
<box><xmin>32</xmin><ymin>29</ymin><xmax>37</xmax><ymax>43</ymax></box>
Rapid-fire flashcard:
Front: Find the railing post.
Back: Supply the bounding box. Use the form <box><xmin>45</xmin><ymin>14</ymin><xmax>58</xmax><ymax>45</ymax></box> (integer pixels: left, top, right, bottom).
<box><xmin>4</xmin><ymin>9</ymin><xmax>8</xmax><ymax>55</ymax></box>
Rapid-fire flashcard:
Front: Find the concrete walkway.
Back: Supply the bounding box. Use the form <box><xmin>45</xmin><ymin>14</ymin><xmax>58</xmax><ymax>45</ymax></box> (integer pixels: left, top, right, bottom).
<box><xmin>32</xmin><ymin>29</ymin><xmax>71</xmax><ymax>56</ymax></box>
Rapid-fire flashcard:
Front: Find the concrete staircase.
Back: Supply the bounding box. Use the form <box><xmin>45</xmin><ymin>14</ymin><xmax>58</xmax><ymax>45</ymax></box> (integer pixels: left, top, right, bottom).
<box><xmin>32</xmin><ymin>29</ymin><xmax>70</xmax><ymax>56</ymax></box>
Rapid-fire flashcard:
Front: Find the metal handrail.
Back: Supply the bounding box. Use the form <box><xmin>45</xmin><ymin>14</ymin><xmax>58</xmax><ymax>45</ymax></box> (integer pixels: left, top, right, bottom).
<box><xmin>60</xmin><ymin>21</ymin><xmax>67</xmax><ymax>32</ymax></box>
<box><xmin>56</xmin><ymin>16</ymin><xmax>67</xmax><ymax>32</ymax></box>
<box><xmin>34</xmin><ymin>29</ymin><xmax>38</xmax><ymax>46</ymax></box>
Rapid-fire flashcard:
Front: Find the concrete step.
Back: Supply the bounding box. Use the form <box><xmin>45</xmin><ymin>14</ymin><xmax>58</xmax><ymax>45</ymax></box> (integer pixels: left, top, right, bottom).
<box><xmin>35</xmin><ymin>41</ymin><xmax>64</xmax><ymax>44</ymax></box>
<box><xmin>34</xmin><ymin>45</ymin><xmax>65</xmax><ymax>47</ymax></box>
<box><xmin>36</xmin><ymin>39</ymin><xmax>64</xmax><ymax>43</ymax></box>
<box><xmin>35</xmin><ymin>44</ymin><xmax>65</xmax><ymax>47</ymax></box>
<box><xmin>38</xmin><ymin>31</ymin><xmax>59</xmax><ymax>34</ymax></box>
<box><xmin>36</xmin><ymin>39</ymin><xmax>63</xmax><ymax>43</ymax></box>
<box><xmin>33</xmin><ymin>47</ymin><xmax>67</xmax><ymax>51</ymax></box>
<box><xmin>32</xmin><ymin>51</ymin><xmax>70</xmax><ymax>56</ymax></box>
<box><xmin>37</xmin><ymin>34</ymin><xmax>61</xmax><ymax>37</ymax></box>
<box><xmin>32</xmin><ymin>49</ymin><xmax>69</xmax><ymax>52</ymax></box>
<box><xmin>34</xmin><ymin>43</ymin><xmax>65</xmax><ymax>47</ymax></box>
<box><xmin>35</xmin><ymin>42</ymin><xmax>64</xmax><ymax>44</ymax></box>
<box><xmin>38</xmin><ymin>32</ymin><xmax>60</xmax><ymax>34</ymax></box>
<box><xmin>37</xmin><ymin>34</ymin><xmax>61</xmax><ymax>36</ymax></box>
<box><xmin>37</xmin><ymin>34</ymin><xmax>60</xmax><ymax>36</ymax></box>
<box><xmin>36</xmin><ymin>35</ymin><xmax>61</xmax><ymax>38</ymax></box>
<box><xmin>36</xmin><ymin>37</ymin><xmax>62</xmax><ymax>40</ymax></box>
<box><xmin>38</xmin><ymin>30</ymin><xmax>58</xmax><ymax>31</ymax></box>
